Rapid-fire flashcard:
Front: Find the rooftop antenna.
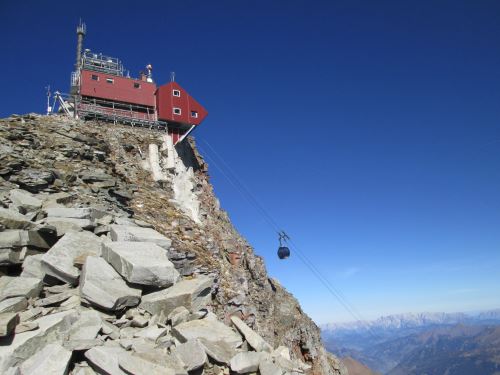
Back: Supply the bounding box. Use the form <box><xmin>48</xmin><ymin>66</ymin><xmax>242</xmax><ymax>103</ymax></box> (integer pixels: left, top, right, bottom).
<box><xmin>75</xmin><ymin>19</ymin><xmax>86</xmax><ymax>70</ymax></box>
<box><xmin>170</xmin><ymin>71</ymin><xmax>175</xmax><ymax>82</ymax></box>
<box><xmin>45</xmin><ymin>85</ymin><xmax>52</xmax><ymax>115</ymax></box>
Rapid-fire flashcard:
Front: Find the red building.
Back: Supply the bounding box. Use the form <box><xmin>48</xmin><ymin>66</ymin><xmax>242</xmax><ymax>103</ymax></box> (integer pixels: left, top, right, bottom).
<box><xmin>69</xmin><ymin>23</ymin><xmax>207</xmax><ymax>145</ymax></box>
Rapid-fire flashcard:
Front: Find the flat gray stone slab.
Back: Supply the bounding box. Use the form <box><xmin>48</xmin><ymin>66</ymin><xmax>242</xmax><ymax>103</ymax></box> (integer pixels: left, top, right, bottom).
<box><xmin>80</xmin><ymin>256</ymin><xmax>141</xmax><ymax>311</ymax></box>
<box><xmin>230</xmin><ymin>352</ymin><xmax>266</xmax><ymax>374</ymax></box>
<box><xmin>0</xmin><ymin>276</ymin><xmax>42</xmax><ymax>302</ymax></box>
<box><xmin>198</xmin><ymin>338</ymin><xmax>236</xmax><ymax>364</ymax></box>
<box><xmin>102</xmin><ymin>241</ymin><xmax>180</xmax><ymax>287</ymax></box>
<box><xmin>0</xmin><ymin>208</ymin><xmax>35</xmax><ymax>230</ymax></box>
<box><xmin>9</xmin><ymin>189</ymin><xmax>42</xmax><ymax>213</ymax></box>
<box><xmin>0</xmin><ymin>313</ymin><xmax>19</xmax><ymax>337</ymax></box>
<box><xmin>175</xmin><ymin>339</ymin><xmax>207</xmax><ymax>371</ymax></box>
<box><xmin>0</xmin><ymin>297</ymin><xmax>28</xmax><ymax>314</ymax></box>
<box><xmin>44</xmin><ymin>217</ymin><xmax>93</xmax><ymax>236</ymax></box>
<box><xmin>118</xmin><ymin>351</ymin><xmax>177</xmax><ymax>375</ymax></box>
<box><xmin>45</xmin><ymin>207</ymin><xmax>92</xmax><ymax>219</ymax></box>
<box><xmin>231</xmin><ymin>316</ymin><xmax>272</xmax><ymax>352</ymax></box>
<box><xmin>172</xmin><ymin>318</ymin><xmax>243</xmax><ymax>349</ymax></box>
<box><xmin>0</xmin><ymin>230</ymin><xmax>29</xmax><ymax>248</ymax></box>
<box><xmin>20</xmin><ymin>254</ymin><xmax>45</xmax><ymax>279</ymax></box>
<box><xmin>260</xmin><ymin>358</ymin><xmax>284</xmax><ymax>375</ymax></box>
<box><xmin>0</xmin><ymin>310</ymin><xmax>76</xmax><ymax>372</ymax></box>
<box><xmin>140</xmin><ymin>276</ymin><xmax>212</xmax><ymax>316</ymax></box>
<box><xmin>41</xmin><ymin>231</ymin><xmax>102</xmax><ymax>285</ymax></box>
<box><xmin>85</xmin><ymin>346</ymin><xmax>128</xmax><ymax>375</ymax></box>
<box><xmin>110</xmin><ymin>225</ymin><xmax>171</xmax><ymax>249</ymax></box>
<box><xmin>19</xmin><ymin>343</ymin><xmax>71</xmax><ymax>375</ymax></box>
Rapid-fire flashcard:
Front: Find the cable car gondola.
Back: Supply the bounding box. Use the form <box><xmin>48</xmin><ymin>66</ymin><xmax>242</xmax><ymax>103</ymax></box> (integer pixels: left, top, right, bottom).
<box><xmin>277</xmin><ymin>231</ymin><xmax>290</xmax><ymax>259</ymax></box>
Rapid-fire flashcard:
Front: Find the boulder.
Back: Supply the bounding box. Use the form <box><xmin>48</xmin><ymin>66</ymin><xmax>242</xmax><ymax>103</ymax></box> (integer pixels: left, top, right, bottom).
<box><xmin>0</xmin><ymin>276</ymin><xmax>42</xmax><ymax>302</ymax></box>
<box><xmin>0</xmin><ymin>230</ymin><xmax>28</xmax><ymax>248</ymax></box>
<box><xmin>102</xmin><ymin>241</ymin><xmax>180</xmax><ymax>287</ymax></box>
<box><xmin>9</xmin><ymin>189</ymin><xmax>42</xmax><ymax>213</ymax></box>
<box><xmin>27</xmin><ymin>225</ymin><xmax>58</xmax><ymax>249</ymax></box>
<box><xmin>230</xmin><ymin>351</ymin><xmax>266</xmax><ymax>374</ymax></box>
<box><xmin>168</xmin><ymin>306</ymin><xmax>190</xmax><ymax>327</ymax></box>
<box><xmin>198</xmin><ymin>338</ymin><xmax>236</xmax><ymax>364</ymax></box>
<box><xmin>45</xmin><ymin>207</ymin><xmax>92</xmax><ymax>219</ymax></box>
<box><xmin>118</xmin><ymin>351</ymin><xmax>176</xmax><ymax>375</ymax></box>
<box><xmin>19</xmin><ymin>343</ymin><xmax>71</xmax><ymax>375</ymax></box>
<box><xmin>260</xmin><ymin>358</ymin><xmax>284</xmax><ymax>375</ymax></box>
<box><xmin>175</xmin><ymin>340</ymin><xmax>207</xmax><ymax>371</ymax></box>
<box><xmin>0</xmin><ymin>297</ymin><xmax>28</xmax><ymax>314</ymax></box>
<box><xmin>0</xmin><ymin>310</ymin><xmax>76</xmax><ymax>371</ymax></box>
<box><xmin>44</xmin><ymin>217</ymin><xmax>94</xmax><ymax>236</ymax></box>
<box><xmin>110</xmin><ymin>225</ymin><xmax>171</xmax><ymax>249</ymax></box>
<box><xmin>85</xmin><ymin>346</ymin><xmax>128</xmax><ymax>375</ymax></box>
<box><xmin>0</xmin><ymin>248</ymin><xmax>24</xmax><ymax>266</ymax></box>
<box><xmin>41</xmin><ymin>231</ymin><xmax>102</xmax><ymax>285</ymax></box>
<box><xmin>80</xmin><ymin>256</ymin><xmax>141</xmax><ymax>311</ymax></box>
<box><xmin>231</xmin><ymin>315</ymin><xmax>273</xmax><ymax>352</ymax></box>
<box><xmin>172</xmin><ymin>318</ymin><xmax>243</xmax><ymax>349</ymax></box>
<box><xmin>0</xmin><ymin>313</ymin><xmax>19</xmax><ymax>337</ymax></box>
<box><xmin>0</xmin><ymin>208</ymin><xmax>35</xmax><ymax>230</ymax></box>
<box><xmin>140</xmin><ymin>276</ymin><xmax>212</xmax><ymax>316</ymax></box>
<box><xmin>20</xmin><ymin>254</ymin><xmax>45</xmax><ymax>279</ymax></box>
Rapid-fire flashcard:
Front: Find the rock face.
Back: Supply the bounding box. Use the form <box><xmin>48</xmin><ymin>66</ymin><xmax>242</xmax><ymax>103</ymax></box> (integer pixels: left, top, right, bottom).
<box><xmin>0</xmin><ymin>114</ymin><xmax>344</xmax><ymax>375</ymax></box>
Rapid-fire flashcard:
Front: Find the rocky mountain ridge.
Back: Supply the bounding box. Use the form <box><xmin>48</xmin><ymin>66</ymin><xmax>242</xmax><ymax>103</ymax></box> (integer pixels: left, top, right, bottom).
<box><xmin>0</xmin><ymin>114</ymin><xmax>346</xmax><ymax>374</ymax></box>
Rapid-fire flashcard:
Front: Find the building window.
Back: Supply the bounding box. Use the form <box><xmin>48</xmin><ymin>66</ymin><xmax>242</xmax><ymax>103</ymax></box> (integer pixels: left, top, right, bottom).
<box><xmin>91</xmin><ymin>74</ymin><xmax>99</xmax><ymax>81</ymax></box>
<box><xmin>191</xmin><ymin>111</ymin><xmax>198</xmax><ymax>118</ymax></box>
<box><xmin>106</xmin><ymin>78</ymin><xmax>114</xmax><ymax>84</ymax></box>
<box><xmin>134</xmin><ymin>82</ymin><xmax>141</xmax><ymax>89</ymax></box>
<box><xmin>173</xmin><ymin>107</ymin><xmax>181</xmax><ymax>115</ymax></box>
<box><xmin>173</xmin><ymin>89</ymin><xmax>181</xmax><ymax>97</ymax></box>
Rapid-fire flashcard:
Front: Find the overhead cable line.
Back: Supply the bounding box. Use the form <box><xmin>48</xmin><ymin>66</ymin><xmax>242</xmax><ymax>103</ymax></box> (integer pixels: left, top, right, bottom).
<box><xmin>197</xmin><ymin>138</ymin><xmax>380</xmax><ymax>339</ymax></box>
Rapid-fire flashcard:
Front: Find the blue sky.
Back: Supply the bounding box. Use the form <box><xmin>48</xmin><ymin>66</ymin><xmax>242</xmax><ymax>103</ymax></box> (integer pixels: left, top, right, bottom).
<box><xmin>1</xmin><ymin>0</ymin><xmax>500</xmax><ymax>323</ymax></box>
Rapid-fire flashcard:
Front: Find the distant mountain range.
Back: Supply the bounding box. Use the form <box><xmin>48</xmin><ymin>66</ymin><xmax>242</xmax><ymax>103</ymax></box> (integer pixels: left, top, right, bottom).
<box><xmin>322</xmin><ymin>309</ymin><xmax>500</xmax><ymax>374</ymax></box>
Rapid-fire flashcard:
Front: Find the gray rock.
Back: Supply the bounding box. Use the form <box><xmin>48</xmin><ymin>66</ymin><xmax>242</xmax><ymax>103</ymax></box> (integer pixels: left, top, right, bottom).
<box><xmin>80</xmin><ymin>256</ymin><xmax>141</xmax><ymax>311</ymax></box>
<box><xmin>102</xmin><ymin>241</ymin><xmax>180</xmax><ymax>287</ymax></box>
<box><xmin>44</xmin><ymin>217</ymin><xmax>94</xmax><ymax>236</ymax></box>
<box><xmin>0</xmin><ymin>230</ymin><xmax>28</xmax><ymax>248</ymax></box>
<box><xmin>0</xmin><ymin>310</ymin><xmax>76</xmax><ymax>371</ymax></box>
<box><xmin>19</xmin><ymin>343</ymin><xmax>71</xmax><ymax>375</ymax></box>
<box><xmin>27</xmin><ymin>225</ymin><xmax>58</xmax><ymax>249</ymax></box>
<box><xmin>85</xmin><ymin>346</ymin><xmax>128</xmax><ymax>375</ymax></box>
<box><xmin>231</xmin><ymin>315</ymin><xmax>272</xmax><ymax>352</ymax></box>
<box><xmin>63</xmin><ymin>338</ymin><xmax>104</xmax><ymax>351</ymax></box>
<box><xmin>168</xmin><ymin>306</ymin><xmax>190</xmax><ymax>327</ymax></box>
<box><xmin>41</xmin><ymin>231</ymin><xmax>102</xmax><ymax>284</ymax></box>
<box><xmin>272</xmin><ymin>346</ymin><xmax>291</xmax><ymax>360</ymax></box>
<box><xmin>133</xmin><ymin>325</ymin><xmax>168</xmax><ymax>342</ymax></box>
<box><xmin>172</xmin><ymin>318</ymin><xmax>242</xmax><ymax>349</ymax></box>
<box><xmin>140</xmin><ymin>276</ymin><xmax>212</xmax><ymax>316</ymax></box>
<box><xmin>0</xmin><ymin>248</ymin><xmax>24</xmax><ymax>265</ymax></box>
<box><xmin>260</xmin><ymin>358</ymin><xmax>284</xmax><ymax>375</ymax></box>
<box><xmin>0</xmin><ymin>276</ymin><xmax>42</xmax><ymax>302</ymax></box>
<box><xmin>118</xmin><ymin>351</ymin><xmax>177</xmax><ymax>375</ymax></box>
<box><xmin>20</xmin><ymin>254</ymin><xmax>45</xmax><ymax>279</ymax></box>
<box><xmin>0</xmin><ymin>297</ymin><xmax>28</xmax><ymax>314</ymax></box>
<box><xmin>230</xmin><ymin>351</ymin><xmax>265</xmax><ymax>374</ymax></box>
<box><xmin>9</xmin><ymin>189</ymin><xmax>42</xmax><ymax>213</ymax></box>
<box><xmin>175</xmin><ymin>340</ymin><xmax>207</xmax><ymax>371</ymax></box>
<box><xmin>34</xmin><ymin>291</ymin><xmax>74</xmax><ymax>307</ymax></box>
<box><xmin>15</xmin><ymin>321</ymin><xmax>39</xmax><ymax>334</ymax></box>
<box><xmin>198</xmin><ymin>337</ymin><xmax>236</xmax><ymax>364</ymax></box>
<box><xmin>0</xmin><ymin>313</ymin><xmax>19</xmax><ymax>337</ymax></box>
<box><xmin>110</xmin><ymin>225</ymin><xmax>171</xmax><ymax>249</ymax></box>
<box><xmin>0</xmin><ymin>208</ymin><xmax>35</xmax><ymax>230</ymax></box>
<box><xmin>45</xmin><ymin>207</ymin><xmax>92</xmax><ymax>219</ymax></box>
